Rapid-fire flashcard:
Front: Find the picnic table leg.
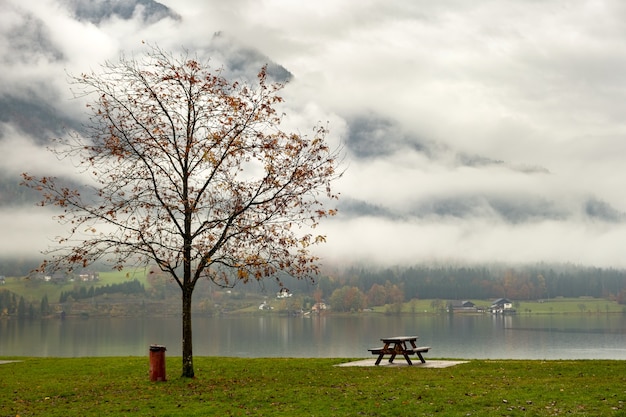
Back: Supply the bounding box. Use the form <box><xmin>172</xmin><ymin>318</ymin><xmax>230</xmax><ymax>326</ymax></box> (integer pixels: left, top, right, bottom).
<box><xmin>401</xmin><ymin>341</ymin><xmax>413</xmax><ymax>365</ymax></box>
<box><xmin>416</xmin><ymin>352</ymin><xmax>426</xmax><ymax>363</ymax></box>
<box><xmin>375</xmin><ymin>343</ymin><xmax>391</xmax><ymax>365</ymax></box>
<box><xmin>389</xmin><ymin>342</ymin><xmax>402</xmax><ymax>363</ymax></box>
<box><xmin>375</xmin><ymin>353</ymin><xmax>384</xmax><ymax>365</ymax></box>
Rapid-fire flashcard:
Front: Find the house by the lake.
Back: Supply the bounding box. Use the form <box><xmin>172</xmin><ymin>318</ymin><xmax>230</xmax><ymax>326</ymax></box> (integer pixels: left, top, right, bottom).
<box><xmin>447</xmin><ymin>300</ymin><xmax>477</xmax><ymax>313</ymax></box>
<box><xmin>276</xmin><ymin>288</ymin><xmax>292</xmax><ymax>299</ymax></box>
<box><xmin>489</xmin><ymin>298</ymin><xmax>515</xmax><ymax>314</ymax></box>
<box><xmin>258</xmin><ymin>301</ymin><xmax>273</xmax><ymax>310</ymax></box>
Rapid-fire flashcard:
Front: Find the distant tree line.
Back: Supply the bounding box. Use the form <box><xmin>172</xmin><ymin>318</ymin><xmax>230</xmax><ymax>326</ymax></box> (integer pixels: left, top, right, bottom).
<box><xmin>59</xmin><ymin>279</ymin><xmax>145</xmax><ymax>303</ymax></box>
<box><xmin>0</xmin><ymin>290</ymin><xmax>50</xmax><ymax>319</ymax></box>
<box><xmin>278</xmin><ymin>264</ymin><xmax>626</xmax><ymax>312</ymax></box>
<box><xmin>327</xmin><ymin>281</ymin><xmax>406</xmax><ymax>313</ymax></box>
<box><xmin>4</xmin><ymin>263</ymin><xmax>626</xmax><ymax>316</ymax></box>
<box><xmin>321</xmin><ymin>264</ymin><xmax>626</xmax><ymax>301</ymax></box>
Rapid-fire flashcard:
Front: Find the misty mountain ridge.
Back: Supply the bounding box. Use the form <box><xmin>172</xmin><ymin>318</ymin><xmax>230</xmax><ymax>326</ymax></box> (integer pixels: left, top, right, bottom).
<box><xmin>3</xmin><ymin>78</ymin><xmax>624</xmax><ymax>225</ymax></box>
<box><xmin>0</xmin><ymin>95</ymin><xmax>80</xmax><ymax>144</ymax></box>
<box><xmin>4</xmin><ymin>7</ymin><xmax>64</xmax><ymax>65</ymax></box>
<box><xmin>63</xmin><ymin>0</ymin><xmax>181</xmax><ymax>24</ymax></box>
<box><xmin>0</xmin><ymin>1</ymin><xmax>293</xmax><ymax>209</ymax></box>
<box><xmin>341</xmin><ymin>111</ymin><xmax>626</xmax><ymax>225</ymax></box>
<box><xmin>346</xmin><ymin>114</ymin><xmax>551</xmax><ymax>173</ymax></box>
<box><xmin>338</xmin><ymin>195</ymin><xmax>625</xmax><ymax>225</ymax></box>
<box><xmin>2</xmin><ymin>0</ymin><xmax>625</xmax><ymax>270</ymax></box>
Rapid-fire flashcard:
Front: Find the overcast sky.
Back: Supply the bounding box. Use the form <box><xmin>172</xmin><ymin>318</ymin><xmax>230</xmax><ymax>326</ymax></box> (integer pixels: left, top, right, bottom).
<box><xmin>3</xmin><ymin>0</ymin><xmax>626</xmax><ymax>269</ymax></box>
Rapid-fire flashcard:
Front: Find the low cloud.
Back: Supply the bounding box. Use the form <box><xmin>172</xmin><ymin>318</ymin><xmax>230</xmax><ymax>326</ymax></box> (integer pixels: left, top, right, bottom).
<box><xmin>2</xmin><ymin>0</ymin><xmax>626</xmax><ymax>269</ymax></box>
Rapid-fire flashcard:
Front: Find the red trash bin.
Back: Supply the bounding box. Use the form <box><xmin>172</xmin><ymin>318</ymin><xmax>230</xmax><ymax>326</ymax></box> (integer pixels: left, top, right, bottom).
<box><xmin>149</xmin><ymin>345</ymin><xmax>167</xmax><ymax>381</ymax></box>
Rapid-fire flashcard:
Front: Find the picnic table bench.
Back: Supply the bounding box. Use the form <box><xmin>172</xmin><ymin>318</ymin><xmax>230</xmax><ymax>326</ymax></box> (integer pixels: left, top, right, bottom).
<box><xmin>368</xmin><ymin>336</ymin><xmax>430</xmax><ymax>365</ymax></box>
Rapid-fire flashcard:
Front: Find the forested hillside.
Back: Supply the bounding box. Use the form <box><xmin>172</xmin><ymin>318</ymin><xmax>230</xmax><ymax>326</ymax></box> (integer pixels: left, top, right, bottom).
<box><xmin>336</xmin><ymin>264</ymin><xmax>626</xmax><ymax>300</ymax></box>
<box><xmin>4</xmin><ymin>261</ymin><xmax>626</xmax><ymax>303</ymax></box>
<box><xmin>2</xmin><ymin>262</ymin><xmax>626</xmax><ymax>319</ymax></box>
<box><xmin>273</xmin><ymin>263</ymin><xmax>626</xmax><ymax>309</ymax></box>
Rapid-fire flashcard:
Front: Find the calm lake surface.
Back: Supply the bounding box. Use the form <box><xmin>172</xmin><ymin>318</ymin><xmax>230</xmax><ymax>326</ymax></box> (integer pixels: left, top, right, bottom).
<box><xmin>2</xmin><ymin>314</ymin><xmax>626</xmax><ymax>360</ymax></box>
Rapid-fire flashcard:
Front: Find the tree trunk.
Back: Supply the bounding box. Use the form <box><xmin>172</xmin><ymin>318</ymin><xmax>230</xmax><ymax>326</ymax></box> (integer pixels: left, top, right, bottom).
<box><xmin>181</xmin><ymin>287</ymin><xmax>194</xmax><ymax>378</ymax></box>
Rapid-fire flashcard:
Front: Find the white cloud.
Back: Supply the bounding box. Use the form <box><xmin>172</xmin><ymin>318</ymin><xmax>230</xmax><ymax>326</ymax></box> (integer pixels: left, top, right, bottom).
<box><xmin>0</xmin><ymin>124</ymin><xmax>83</xmax><ymax>179</ymax></box>
<box><xmin>3</xmin><ymin>0</ymin><xmax>626</xmax><ymax>268</ymax></box>
<box><xmin>0</xmin><ymin>206</ymin><xmax>65</xmax><ymax>257</ymax></box>
<box><xmin>315</xmin><ymin>215</ymin><xmax>626</xmax><ymax>269</ymax></box>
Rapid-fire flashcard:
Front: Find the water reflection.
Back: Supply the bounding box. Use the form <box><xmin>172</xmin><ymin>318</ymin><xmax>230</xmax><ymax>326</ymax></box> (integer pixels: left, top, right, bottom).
<box><xmin>1</xmin><ymin>314</ymin><xmax>626</xmax><ymax>359</ymax></box>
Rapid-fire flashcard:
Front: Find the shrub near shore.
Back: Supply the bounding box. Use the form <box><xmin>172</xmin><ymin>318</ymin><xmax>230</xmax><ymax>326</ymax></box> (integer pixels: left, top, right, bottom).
<box><xmin>1</xmin><ymin>357</ymin><xmax>625</xmax><ymax>416</ymax></box>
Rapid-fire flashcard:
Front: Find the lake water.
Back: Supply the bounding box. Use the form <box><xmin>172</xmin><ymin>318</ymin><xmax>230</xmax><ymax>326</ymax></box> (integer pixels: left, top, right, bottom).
<box><xmin>1</xmin><ymin>314</ymin><xmax>626</xmax><ymax>360</ymax></box>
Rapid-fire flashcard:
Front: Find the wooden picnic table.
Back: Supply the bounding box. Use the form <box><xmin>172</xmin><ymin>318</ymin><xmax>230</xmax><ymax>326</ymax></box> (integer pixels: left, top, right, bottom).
<box><xmin>368</xmin><ymin>336</ymin><xmax>430</xmax><ymax>366</ymax></box>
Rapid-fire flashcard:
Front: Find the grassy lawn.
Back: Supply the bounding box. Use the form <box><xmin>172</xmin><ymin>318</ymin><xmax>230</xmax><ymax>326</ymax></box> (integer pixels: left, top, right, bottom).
<box><xmin>516</xmin><ymin>298</ymin><xmax>624</xmax><ymax>314</ymax></box>
<box><xmin>370</xmin><ymin>298</ymin><xmax>626</xmax><ymax>315</ymax></box>
<box><xmin>1</xmin><ymin>268</ymin><xmax>150</xmax><ymax>305</ymax></box>
<box><xmin>1</xmin><ymin>357</ymin><xmax>625</xmax><ymax>416</ymax></box>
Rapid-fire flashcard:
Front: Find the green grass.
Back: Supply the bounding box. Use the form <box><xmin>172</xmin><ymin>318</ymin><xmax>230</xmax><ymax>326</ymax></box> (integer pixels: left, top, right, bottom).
<box><xmin>516</xmin><ymin>298</ymin><xmax>624</xmax><ymax>314</ymax></box>
<box><xmin>1</xmin><ymin>357</ymin><xmax>625</xmax><ymax>416</ymax></box>
<box><xmin>370</xmin><ymin>298</ymin><xmax>626</xmax><ymax>315</ymax></box>
<box><xmin>97</xmin><ymin>268</ymin><xmax>150</xmax><ymax>285</ymax></box>
<box><xmin>2</xmin><ymin>268</ymin><xmax>150</xmax><ymax>305</ymax></box>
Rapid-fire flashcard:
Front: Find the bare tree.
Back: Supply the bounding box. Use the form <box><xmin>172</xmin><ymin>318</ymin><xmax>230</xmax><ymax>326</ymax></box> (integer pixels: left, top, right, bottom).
<box><xmin>22</xmin><ymin>46</ymin><xmax>341</xmax><ymax>378</ymax></box>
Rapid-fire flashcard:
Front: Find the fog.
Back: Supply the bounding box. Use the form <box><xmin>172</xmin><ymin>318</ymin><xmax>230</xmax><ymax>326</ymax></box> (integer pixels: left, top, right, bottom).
<box><xmin>2</xmin><ymin>0</ymin><xmax>626</xmax><ymax>268</ymax></box>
